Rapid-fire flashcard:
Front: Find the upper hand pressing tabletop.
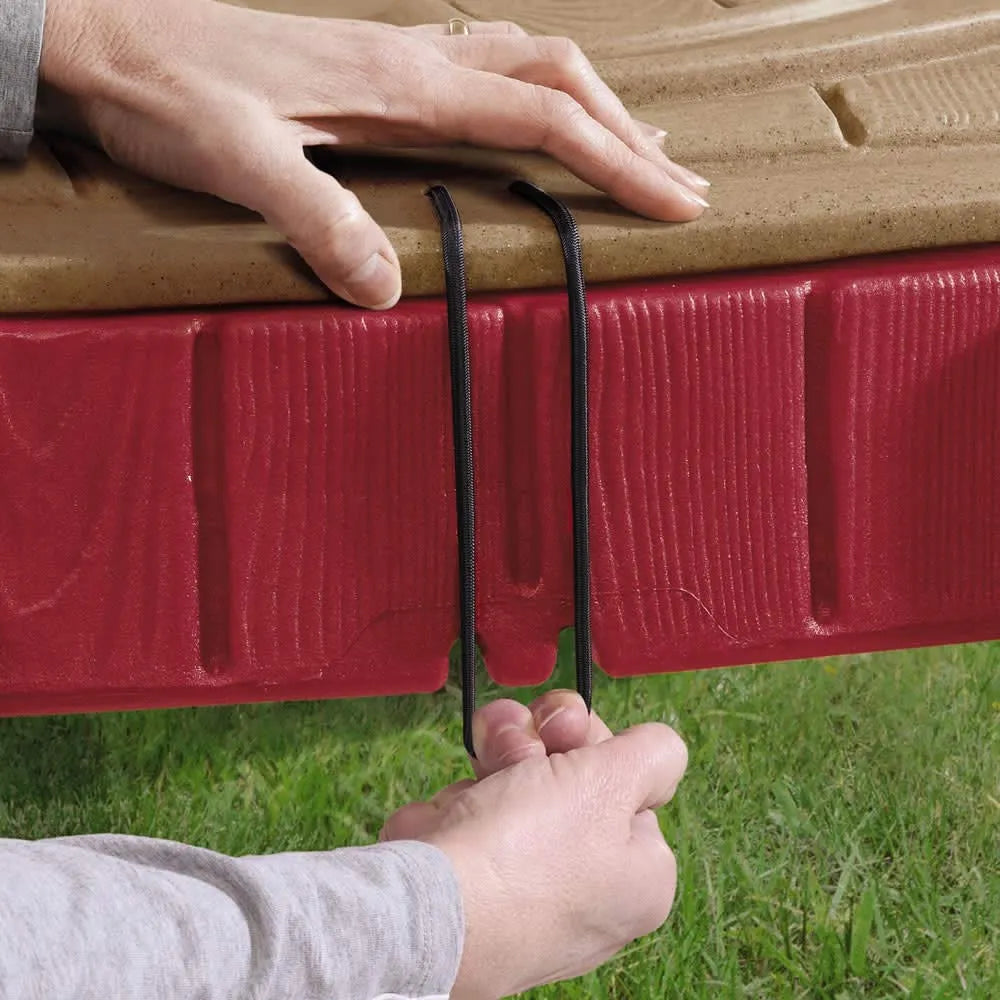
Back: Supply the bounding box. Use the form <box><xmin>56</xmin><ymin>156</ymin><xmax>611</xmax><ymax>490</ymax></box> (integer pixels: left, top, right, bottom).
<box><xmin>38</xmin><ymin>0</ymin><xmax>709</xmax><ymax>309</ymax></box>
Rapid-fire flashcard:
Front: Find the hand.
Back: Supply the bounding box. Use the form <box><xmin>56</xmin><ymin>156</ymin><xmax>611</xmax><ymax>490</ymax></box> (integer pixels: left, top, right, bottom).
<box><xmin>39</xmin><ymin>0</ymin><xmax>710</xmax><ymax>310</ymax></box>
<box><xmin>381</xmin><ymin>692</ymin><xmax>688</xmax><ymax>999</ymax></box>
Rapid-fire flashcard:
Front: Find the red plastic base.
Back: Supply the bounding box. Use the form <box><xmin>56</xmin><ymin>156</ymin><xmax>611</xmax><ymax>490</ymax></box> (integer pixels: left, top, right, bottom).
<box><xmin>2</xmin><ymin>244</ymin><xmax>998</xmax><ymax>716</ymax></box>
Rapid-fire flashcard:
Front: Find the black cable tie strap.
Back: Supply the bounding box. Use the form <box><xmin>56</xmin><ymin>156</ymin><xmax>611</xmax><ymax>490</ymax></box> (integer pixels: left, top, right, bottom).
<box><xmin>427</xmin><ymin>184</ymin><xmax>479</xmax><ymax>757</ymax></box>
<box><xmin>509</xmin><ymin>180</ymin><xmax>593</xmax><ymax>712</ymax></box>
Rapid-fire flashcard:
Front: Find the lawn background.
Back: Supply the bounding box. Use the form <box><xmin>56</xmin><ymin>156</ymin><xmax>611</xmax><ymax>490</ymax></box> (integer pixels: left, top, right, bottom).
<box><xmin>1</xmin><ymin>639</ymin><xmax>997</xmax><ymax>998</ymax></box>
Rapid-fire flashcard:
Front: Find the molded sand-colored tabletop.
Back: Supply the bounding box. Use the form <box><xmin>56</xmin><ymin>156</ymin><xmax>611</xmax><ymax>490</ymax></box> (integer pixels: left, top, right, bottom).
<box><xmin>1</xmin><ymin>0</ymin><xmax>997</xmax><ymax>312</ymax></box>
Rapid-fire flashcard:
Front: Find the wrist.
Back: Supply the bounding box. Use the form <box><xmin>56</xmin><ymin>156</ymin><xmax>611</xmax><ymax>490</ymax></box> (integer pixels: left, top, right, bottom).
<box><xmin>37</xmin><ymin>0</ymin><xmax>206</xmax><ymax>141</ymax></box>
<box><xmin>36</xmin><ymin>0</ymin><xmax>117</xmax><ymax>138</ymax></box>
<box><xmin>41</xmin><ymin>0</ymin><xmax>110</xmax><ymax>90</ymax></box>
<box><xmin>39</xmin><ymin>0</ymin><xmax>180</xmax><ymax>96</ymax></box>
<box><xmin>432</xmin><ymin>835</ymin><xmax>510</xmax><ymax>1000</ymax></box>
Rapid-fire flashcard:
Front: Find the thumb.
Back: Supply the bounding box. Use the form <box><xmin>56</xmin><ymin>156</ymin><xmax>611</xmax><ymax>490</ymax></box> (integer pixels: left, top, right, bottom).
<box><xmin>576</xmin><ymin>722</ymin><xmax>689</xmax><ymax>815</ymax></box>
<box><xmin>379</xmin><ymin>801</ymin><xmax>439</xmax><ymax>842</ymax></box>
<box><xmin>227</xmin><ymin>136</ymin><xmax>402</xmax><ymax>309</ymax></box>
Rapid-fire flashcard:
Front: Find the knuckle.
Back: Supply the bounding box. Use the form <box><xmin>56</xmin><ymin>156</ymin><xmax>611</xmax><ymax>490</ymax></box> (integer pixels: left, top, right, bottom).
<box><xmin>532</xmin><ymin>87</ymin><xmax>584</xmax><ymax>145</ymax></box>
<box><xmin>534</xmin><ymin>35</ymin><xmax>592</xmax><ymax>89</ymax></box>
<box><xmin>637</xmin><ymin>845</ymin><xmax>677</xmax><ymax>933</ymax></box>
<box><xmin>496</xmin><ymin>738</ymin><xmax>547</xmax><ymax>768</ymax></box>
<box><xmin>431</xmin><ymin>779</ymin><xmax>473</xmax><ymax>806</ymax></box>
<box><xmin>662</xmin><ymin>725</ymin><xmax>690</xmax><ymax>773</ymax></box>
<box><xmin>379</xmin><ymin>807</ymin><xmax>408</xmax><ymax>841</ymax></box>
<box><xmin>646</xmin><ymin>847</ymin><xmax>677</xmax><ymax>934</ymax></box>
<box><xmin>537</xmin><ymin>85</ymin><xmax>577</xmax><ymax>117</ymax></box>
<box><xmin>604</xmin><ymin>139</ymin><xmax>638</xmax><ymax>181</ymax></box>
<box><xmin>364</xmin><ymin>42</ymin><xmax>444</xmax><ymax>119</ymax></box>
<box><xmin>481</xmin><ymin>19</ymin><xmax>526</xmax><ymax>36</ymax></box>
<box><xmin>445</xmin><ymin>787</ymin><xmax>489</xmax><ymax>827</ymax></box>
<box><xmin>637</xmin><ymin>721</ymin><xmax>688</xmax><ymax>763</ymax></box>
<box><xmin>395</xmin><ymin>66</ymin><xmax>443</xmax><ymax>129</ymax></box>
<box><xmin>385</xmin><ymin>801</ymin><xmax>437</xmax><ymax>840</ymax></box>
<box><xmin>366</xmin><ymin>38</ymin><xmax>413</xmax><ymax>80</ymax></box>
<box><xmin>298</xmin><ymin>197</ymin><xmax>369</xmax><ymax>260</ymax></box>
<box><xmin>318</xmin><ymin>200</ymin><xmax>366</xmax><ymax>247</ymax></box>
<box><xmin>548</xmin><ymin>35</ymin><xmax>587</xmax><ymax>70</ymax></box>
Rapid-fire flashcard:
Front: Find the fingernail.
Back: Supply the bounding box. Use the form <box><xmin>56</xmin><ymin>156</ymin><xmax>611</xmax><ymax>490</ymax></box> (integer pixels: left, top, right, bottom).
<box><xmin>471</xmin><ymin>712</ymin><xmax>489</xmax><ymax>756</ymax></box>
<box><xmin>494</xmin><ymin>720</ymin><xmax>540</xmax><ymax>765</ymax></box>
<box><xmin>637</xmin><ymin>120</ymin><xmax>668</xmax><ymax>143</ymax></box>
<box><xmin>681</xmin><ymin>167</ymin><xmax>711</xmax><ymax>189</ymax></box>
<box><xmin>495</xmin><ymin>721</ymin><xmax>533</xmax><ymax>739</ymax></box>
<box><xmin>680</xmin><ymin>187</ymin><xmax>710</xmax><ymax>209</ymax></box>
<box><xmin>535</xmin><ymin>705</ymin><xmax>567</xmax><ymax>735</ymax></box>
<box><xmin>343</xmin><ymin>251</ymin><xmax>401</xmax><ymax>309</ymax></box>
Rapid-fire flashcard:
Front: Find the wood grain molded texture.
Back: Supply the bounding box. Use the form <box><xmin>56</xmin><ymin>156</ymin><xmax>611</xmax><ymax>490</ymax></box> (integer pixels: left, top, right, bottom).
<box><xmin>0</xmin><ymin>0</ymin><xmax>997</xmax><ymax>311</ymax></box>
<box><xmin>1</xmin><ymin>245</ymin><xmax>998</xmax><ymax>714</ymax></box>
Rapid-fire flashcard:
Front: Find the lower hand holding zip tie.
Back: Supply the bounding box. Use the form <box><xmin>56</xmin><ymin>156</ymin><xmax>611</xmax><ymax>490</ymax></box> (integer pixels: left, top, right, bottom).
<box><xmin>421</xmin><ymin>159</ymin><xmax>680</xmax><ymax>1000</ymax></box>
<box><xmin>381</xmin><ymin>690</ymin><xmax>688</xmax><ymax>1000</ymax></box>
<box><xmin>429</xmin><ymin>182</ymin><xmax>595</xmax><ymax>755</ymax></box>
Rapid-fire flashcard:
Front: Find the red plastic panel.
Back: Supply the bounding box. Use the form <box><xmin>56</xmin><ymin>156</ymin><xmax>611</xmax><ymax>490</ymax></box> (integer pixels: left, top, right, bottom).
<box><xmin>206</xmin><ymin>309</ymin><xmax>457</xmax><ymax>693</ymax></box>
<box><xmin>814</xmin><ymin>269</ymin><xmax>1000</xmax><ymax>630</ymax></box>
<box><xmin>588</xmin><ymin>282</ymin><xmax>812</xmax><ymax>676</ymax></box>
<box><xmin>0</xmin><ymin>245</ymin><xmax>998</xmax><ymax>715</ymax></box>
<box><xmin>0</xmin><ymin>316</ymin><xmax>202</xmax><ymax>697</ymax></box>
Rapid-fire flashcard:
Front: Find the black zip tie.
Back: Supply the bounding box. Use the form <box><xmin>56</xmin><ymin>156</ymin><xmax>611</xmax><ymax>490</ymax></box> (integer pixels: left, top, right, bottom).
<box><xmin>427</xmin><ymin>184</ymin><xmax>479</xmax><ymax>757</ymax></box>
<box><xmin>509</xmin><ymin>180</ymin><xmax>593</xmax><ymax>711</ymax></box>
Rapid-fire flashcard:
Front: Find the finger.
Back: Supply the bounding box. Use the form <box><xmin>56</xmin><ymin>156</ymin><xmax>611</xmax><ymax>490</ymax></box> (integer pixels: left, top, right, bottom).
<box><xmin>220</xmin><ymin>134</ymin><xmax>402</xmax><ymax>309</ymax></box>
<box><xmin>626</xmin><ymin>818</ymin><xmax>678</xmax><ymax>936</ymax></box>
<box><xmin>380</xmin><ymin>776</ymin><xmax>478</xmax><ymax>841</ymax></box>
<box><xmin>631</xmin><ymin>808</ymin><xmax>663</xmax><ymax>841</ymax></box>
<box><xmin>407</xmin><ymin>20</ymin><xmax>528</xmax><ymax>37</ymax></box>
<box><xmin>379</xmin><ymin>801</ymin><xmax>440</xmax><ymax>841</ymax></box>
<box><xmin>528</xmin><ymin>689</ymin><xmax>613</xmax><ymax>753</ymax></box>
<box><xmin>580</xmin><ymin>722</ymin><xmax>689</xmax><ymax>814</ymax></box>
<box><xmin>436</xmin><ymin>36</ymin><xmax>710</xmax><ymax>193</ymax></box>
<box><xmin>431</xmin><ymin>71</ymin><xmax>708</xmax><ymax>221</ymax></box>
<box><xmin>429</xmin><ymin>778</ymin><xmax>477</xmax><ymax>812</ymax></box>
<box><xmin>470</xmin><ymin>699</ymin><xmax>547</xmax><ymax>778</ymax></box>
<box><xmin>634</xmin><ymin>118</ymin><xmax>707</xmax><ymax>193</ymax></box>
<box><xmin>636</xmin><ymin>120</ymin><xmax>668</xmax><ymax>145</ymax></box>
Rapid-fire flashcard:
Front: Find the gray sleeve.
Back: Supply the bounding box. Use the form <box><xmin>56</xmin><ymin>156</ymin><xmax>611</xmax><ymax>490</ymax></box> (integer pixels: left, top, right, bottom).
<box><xmin>1</xmin><ymin>0</ymin><xmax>46</xmax><ymax>158</ymax></box>
<box><xmin>0</xmin><ymin>834</ymin><xmax>465</xmax><ymax>1000</ymax></box>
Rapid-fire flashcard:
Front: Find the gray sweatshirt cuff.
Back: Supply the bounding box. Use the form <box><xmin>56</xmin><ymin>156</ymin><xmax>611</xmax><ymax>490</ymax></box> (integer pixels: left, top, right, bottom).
<box><xmin>0</xmin><ymin>834</ymin><xmax>465</xmax><ymax>999</ymax></box>
<box><xmin>1</xmin><ymin>0</ymin><xmax>46</xmax><ymax>158</ymax></box>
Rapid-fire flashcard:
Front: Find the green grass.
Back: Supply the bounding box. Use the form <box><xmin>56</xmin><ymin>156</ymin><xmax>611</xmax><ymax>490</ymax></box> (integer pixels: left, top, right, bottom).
<box><xmin>1</xmin><ymin>639</ymin><xmax>997</xmax><ymax>998</ymax></box>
